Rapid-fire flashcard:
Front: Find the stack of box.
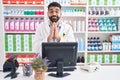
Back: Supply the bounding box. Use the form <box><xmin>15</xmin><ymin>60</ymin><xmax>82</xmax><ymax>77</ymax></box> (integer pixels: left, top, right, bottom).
<box><xmin>87</xmin><ymin>53</ymin><xmax>120</xmax><ymax>64</ymax></box>
<box><xmin>5</xmin><ymin>34</ymin><xmax>34</xmax><ymax>52</ymax></box>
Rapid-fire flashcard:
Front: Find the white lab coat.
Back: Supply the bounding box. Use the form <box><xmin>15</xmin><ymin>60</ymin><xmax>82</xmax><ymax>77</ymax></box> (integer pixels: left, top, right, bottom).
<box><xmin>33</xmin><ymin>21</ymin><xmax>75</xmax><ymax>55</ymax></box>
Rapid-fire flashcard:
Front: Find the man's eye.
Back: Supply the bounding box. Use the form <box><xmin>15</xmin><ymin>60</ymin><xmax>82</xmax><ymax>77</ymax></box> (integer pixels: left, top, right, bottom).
<box><xmin>49</xmin><ymin>11</ymin><xmax>59</xmax><ymax>13</ymax></box>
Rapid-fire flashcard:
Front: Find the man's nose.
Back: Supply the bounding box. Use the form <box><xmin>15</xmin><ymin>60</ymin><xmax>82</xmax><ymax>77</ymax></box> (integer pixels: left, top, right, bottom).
<box><xmin>52</xmin><ymin>12</ymin><xmax>57</xmax><ymax>15</ymax></box>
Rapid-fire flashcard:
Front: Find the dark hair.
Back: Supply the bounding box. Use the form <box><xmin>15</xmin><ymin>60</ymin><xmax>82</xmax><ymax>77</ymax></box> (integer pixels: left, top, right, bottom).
<box><xmin>48</xmin><ymin>2</ymin><xmax>61</xmax><ymax>10</ymax></box>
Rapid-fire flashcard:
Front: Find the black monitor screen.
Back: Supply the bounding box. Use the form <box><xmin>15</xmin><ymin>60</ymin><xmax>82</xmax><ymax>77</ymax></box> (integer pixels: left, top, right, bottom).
<box><xmin>42</xmin><ymin>42</ymin><xmax>78</xmax><ymax>77</ymax></box>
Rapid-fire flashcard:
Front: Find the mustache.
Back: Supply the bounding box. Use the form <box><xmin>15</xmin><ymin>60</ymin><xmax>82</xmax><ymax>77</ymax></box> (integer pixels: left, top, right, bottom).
<box><xmin>49</xmin><ymin>16</ymin><xmax>60</xmax><ymax>22</ymax></box>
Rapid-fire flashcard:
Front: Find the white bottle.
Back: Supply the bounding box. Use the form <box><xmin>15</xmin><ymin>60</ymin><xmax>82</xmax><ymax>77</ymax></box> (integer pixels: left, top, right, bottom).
<box><xmin>10</xmin><ymin>18</ymin><xmax>14</xmax><ymax>30</ymax></box>
<box><xmin>20</xmin><ymin>18</ymin><xmax>24</xmax><ymax>31</ymax></box>
<box><xmin>76</xmin><ymin>20</ymin><xmax>80</xmax><ymax>32</ymax></box>
<box><xmin>81</xmin><ymin>20</ymin><xmax>85</xmax><ymax>32</ymax></box>
<box><xmin>73</xmin><ymin>20</ymin><xmax>77</xmax><ymax>32</ymax></box>
<box><xmin>29</xmin><ymin>18</ymin><xmax>34</xmax><ymax>31</ymax></box>
<box><xmin>5</xmin><ymin>18</ymin><xmax>9</xmax><ymax>31</ymax></box>
<box><xmin>25</xmin><ymin>18</ymin><xmax>29</xmax><ymax>31</ymax></box>
<box><xmin>15</xmin><ymin>18</ymin><xmax>19</xmax><ymax>31</ymax></box>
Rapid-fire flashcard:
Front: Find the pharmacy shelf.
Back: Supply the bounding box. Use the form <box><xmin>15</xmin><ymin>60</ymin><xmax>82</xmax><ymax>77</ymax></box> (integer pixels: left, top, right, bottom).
<box><xmin>6</xmin><ymin>52</ymin><xmax>36</xmax><ymax>55</ymax></box>
<box><xmin>62</xmin><ymin>15</ymin><xmax>86</xmax><ymax>18</ymax></box>
<box><xmin>88</xmin><ymin>5</ymin><xmax>120</xmax><ymax>7</ymax></box>
<box><xmin>3</xmin><ymin>4</ymin><xmax>44</xmax><ymax>7</ymax></box>
<box><xmin>101</xmin><ymin>63</ymin><xmax>120</xmax><ymax>65</ymax></box>
<box><xmin>88</xmin><ymin>31</ymin><xmax>120</xmax><ymax>34</ymax></box>
<box><xmin>74</xmin><ymin>32</ymin><xmax>86</xmax><ymax>34</ymax></box>
<box><xmin>5</xmin><ymin>31</ymin><xmax>36</xmax><ymax>34</ymax></box>
<box><xmin>4</xmin><ymin>15</ymin><xmax>44</xmax><ymax>17</ymax></box>
<box><xmin>88</xmin><ymin>15</ymin><xmax>120</xmax><ymax>18</ymax></box>
<box><xmin>62</xmin><ymin>5</ymin><xmax>86</xmax><ymax>7</ymax></box>
<box><xmin>78</xmin><ymin>51</ymin><xmax>85</xmax><ymax>53</ymax></box>
<box><xmin>77</xmin><ymin>63</ymin><xmax>120</xmax><ymax>65</ymax></box>
<box><xmin>87</xmin><ymin>51</ymin><xmax>120</xmax><ymax>53</ymax></box>
<box><xmin>5</xmin><ymin>51</ymin><xmax>36</xmax><ymax>54</ymax></box>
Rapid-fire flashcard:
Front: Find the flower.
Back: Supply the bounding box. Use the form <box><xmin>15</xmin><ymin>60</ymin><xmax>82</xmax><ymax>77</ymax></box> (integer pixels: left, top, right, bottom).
<box><xmin>31</xmin><ymin>55</ymin><xmax>50</xmax><ymax>71</ymax></box>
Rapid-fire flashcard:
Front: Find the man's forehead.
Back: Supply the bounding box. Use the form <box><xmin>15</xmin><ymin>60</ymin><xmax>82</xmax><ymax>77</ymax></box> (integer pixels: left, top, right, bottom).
<box><xmin>48</xmin><ymin>7</ymin><xmax>60</xmax><ymax>11</ymax></box>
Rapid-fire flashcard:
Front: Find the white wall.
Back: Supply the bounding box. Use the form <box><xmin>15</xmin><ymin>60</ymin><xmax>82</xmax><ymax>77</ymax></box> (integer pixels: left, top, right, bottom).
<box><xmin>0</xmin><ymin>3</ymin><xmax>5</xmax><ymax>70</ymax></box>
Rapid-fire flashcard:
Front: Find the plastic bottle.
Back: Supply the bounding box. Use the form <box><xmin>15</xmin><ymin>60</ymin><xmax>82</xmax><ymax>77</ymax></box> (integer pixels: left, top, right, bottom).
<box><xmin>79</xmin><ymin>38</ymin><xmax>84</xmax><ymax>51</ymax></box>
<box><xmin>25</xmin><ymin>18</ymin><xmax>29</xmax><ymax>31</ymax></box>
<box><xmin>15</xmin><ymin>18</ymin><xmax>20</xmax><ymax>31</ymax></box>
<box><xmin>4</xmin><ymin>18</ymin><xmax>9</xmax><ymax>31</ymax></box>
<box><xmin>29</xmin><ymin>18</ymin><xmax>34</xmax><ymax>31</ymax></box>
<box><xmin>20</xmin><ymin>18</ymin><xmax>24</xmax><ymax>31</ymax></box>
<box><xmin>34</xmin><ymin>18</ymin><xmax>39</xmax><ymax>30</ymax></box>
<box><xmin>9</xmin><ymin>18</ymin><xmax>14</xmax><ymax>31</ymax></box>
<box><xmin>109</xmin><ymin>41</ymin><xmax>112</xmax><ymax>51</ymax></box>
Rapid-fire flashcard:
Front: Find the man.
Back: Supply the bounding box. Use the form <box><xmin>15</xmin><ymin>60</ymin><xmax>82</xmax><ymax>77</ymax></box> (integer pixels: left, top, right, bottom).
<box><xmin>33</xmin><ymin>2</ymin><xmax>75</xmax><ymax>54</ymax></box>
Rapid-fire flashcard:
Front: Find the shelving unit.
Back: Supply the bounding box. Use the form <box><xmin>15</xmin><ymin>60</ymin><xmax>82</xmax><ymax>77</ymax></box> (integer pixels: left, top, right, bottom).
<box><xmin>1</xmin><ymin>0</ymin><xmax>45</xmax><ymax>65</ymax></box>
<box><xmin>0</xmin><ymin>0</ymin><xmax>120</xmax><ymax>66</ymax></box>
<box><xmin>87</xmin><ymin>0</ymin><xmax>120</xmax><ymax>65</ymax></box>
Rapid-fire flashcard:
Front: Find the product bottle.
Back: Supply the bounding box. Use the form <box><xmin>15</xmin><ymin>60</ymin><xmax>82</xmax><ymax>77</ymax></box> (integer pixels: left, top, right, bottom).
<box><xmin>29</xmin><ymin>18</ymin><xmax>34</xmax><ymax>31</ymax></box>
<box><xmin>4</xmin><ymin>18</ymin><xmax>9</xmax><ymax>31</ymax></box>
<box><xmin>15</xmin><ymin>18</ymin><xmax>20</xmax><ymax>31</ymax></box>
<box><xmin>10</xmin><ymin>18</ymin><xmax>14</xmax><ymax>31</ymax></box>
<box><xmin>20</xmin><ymin>18</ymin><xmax>24</xmax><ymax>31</ymax></box>
<box><xmin>109</xmin><ymin>41</ymin><xmax>112</xmax><ymax>51</ymax></box>
<box><xmin>34</xmin><ymin>18</ymin><xmax>39</xmax><ymax>30</ymax></box>
<box><xmin>25</xmin><ymin>18</ymin><xmax>29</xmax><ymax>31</ymax></box>
<box><xmin>79</xmin><ymin>38</ymin><xmax>84</xmax><ymax>51</ymax></box>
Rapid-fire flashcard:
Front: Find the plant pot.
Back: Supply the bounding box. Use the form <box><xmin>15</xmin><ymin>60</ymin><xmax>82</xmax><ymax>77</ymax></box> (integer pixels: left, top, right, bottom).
<box><xmin>34</xmin><ymin>68</ymin><xmax>45</xmax><ymax>80</ymax></box>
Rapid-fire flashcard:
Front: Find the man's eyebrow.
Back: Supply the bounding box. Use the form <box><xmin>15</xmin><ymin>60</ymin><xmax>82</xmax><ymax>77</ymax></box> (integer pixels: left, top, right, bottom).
<box><xmin>49</xmin><ymin>8</ymin><xmax>60</xmax><ymax>11</ymax></box>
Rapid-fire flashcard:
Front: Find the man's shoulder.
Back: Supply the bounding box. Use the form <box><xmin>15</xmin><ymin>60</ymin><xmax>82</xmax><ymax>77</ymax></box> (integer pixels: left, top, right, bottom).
<box><xmin>38</xmin><ymin>22</ymin><xmax>49</xmax><ymax>28</ymax></box>
<box><xmin>61</xmin><ymin>21</ymin><xmax>72</xmax><ymax>28</ymax></box>
<box><xmin>39</xmin><ymin>21</ymin><xmax>49</xmax><ymax>26</ymax></box>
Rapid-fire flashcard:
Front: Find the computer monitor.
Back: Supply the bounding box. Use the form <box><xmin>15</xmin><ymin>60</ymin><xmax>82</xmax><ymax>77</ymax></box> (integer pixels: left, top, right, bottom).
<box><xmin>42</xmin><ymin>42</ymin><xmax>78</xmax><ymax>77</ymax></box>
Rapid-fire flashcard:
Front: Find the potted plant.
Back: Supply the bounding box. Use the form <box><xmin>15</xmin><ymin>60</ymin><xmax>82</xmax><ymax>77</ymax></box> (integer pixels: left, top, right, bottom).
<box><xmin>31</xmin><ymin>55</ymin><xmax>50</xmax><ymax>80</ymax></box>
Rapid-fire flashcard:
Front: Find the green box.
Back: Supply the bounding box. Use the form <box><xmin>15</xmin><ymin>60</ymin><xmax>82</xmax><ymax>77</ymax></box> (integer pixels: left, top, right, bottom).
<box><xmin>89</xmin><ymin>0</ymin><xmax>92</xmax><ymax>5</ymax></box>
<box><xmin>21</xmin><ymin>34</ymin><xmax>24</xmax><ymax>51</ymax></box>
<box><xmin>87</xmin><ymin>54</ymin><xmax>90</xmax><ymax>63</ymax></box>
<box><xmin>5</xmin><ymin>35</ymin><xmax>8</xmax><ymax>51</ymax></box>
<box><xmin>104</xmin><ymin>0</ymin><xmax>108</xmax><ymax>5</ymax></box>
<box><xmin>117</xmin><ymin>54</ymin><xmax>120</xmax><ymax>63</ymax></box>
<box><xmin>112</xmin><ymin>0</ymin><xmax>115</xmax><ymax>5</ymax></box>
<box><xmin>96</xmin><ymin>0</ymin><xmax>100</xmax><ymax>5</ymax></box>
<box><xmin>13</xmin><ymin>34</ymin><xmax>16</xmax><ymax>51</ymax></box>
<box><xmin>29</xmin><ymin>34</ymin><xmax>32</xmax><ymax>51</ymax></box>
<box><xmin>102</xmin><ymin>54</ymin><xmax>105</xmax><ymax>63</ymax></box>
<box><xmin>109</xmin><ymin>54</ymin><xmax>112</xmax><ymax>63</ymax></box>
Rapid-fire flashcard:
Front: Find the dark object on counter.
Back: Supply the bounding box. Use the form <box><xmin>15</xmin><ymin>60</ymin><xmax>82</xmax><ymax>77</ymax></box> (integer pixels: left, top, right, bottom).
<box><xmin>3</xmin><ymin>55</ymin><xmax>19</xmax><ymax>79</ymax></box>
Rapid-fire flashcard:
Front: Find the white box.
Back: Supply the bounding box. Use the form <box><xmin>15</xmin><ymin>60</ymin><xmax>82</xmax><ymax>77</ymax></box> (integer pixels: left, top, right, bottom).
<box><xmin>8</xmin><ymin>35</ymin><xmax>13</xmax><ymax>51</ymax></box>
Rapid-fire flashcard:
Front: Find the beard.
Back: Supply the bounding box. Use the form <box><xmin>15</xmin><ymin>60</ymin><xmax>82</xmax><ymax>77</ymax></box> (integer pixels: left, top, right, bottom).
<box><xmin>49</xmin><ymin>16</ymin><xmax>60</xmax><ymax>23</ymax></box>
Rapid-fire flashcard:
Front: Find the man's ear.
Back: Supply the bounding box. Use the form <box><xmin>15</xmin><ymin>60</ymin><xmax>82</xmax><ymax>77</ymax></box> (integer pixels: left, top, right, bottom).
<box><xmin>47</xmin><ymin>11</ymin><xmax>49</xmax><ymax>17</ymax></box>
<box><xmin>60</xmin><ymin>12</ymin><xmax>62</xmax><ymax>16</ymax></box>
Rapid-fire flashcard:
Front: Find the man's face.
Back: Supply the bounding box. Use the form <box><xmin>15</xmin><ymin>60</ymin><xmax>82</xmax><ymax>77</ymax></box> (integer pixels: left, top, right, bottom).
<box><xmin>47</xmin><ymin>6</ymin><xmax>62</xmax><ymax>23</ymax></box>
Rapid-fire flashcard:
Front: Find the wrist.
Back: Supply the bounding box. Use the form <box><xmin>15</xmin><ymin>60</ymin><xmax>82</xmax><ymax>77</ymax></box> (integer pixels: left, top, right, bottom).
<box><xmin>56</xmin><ymin>36</ymin><xmax>61</xmax><ymax>42</ymax></box>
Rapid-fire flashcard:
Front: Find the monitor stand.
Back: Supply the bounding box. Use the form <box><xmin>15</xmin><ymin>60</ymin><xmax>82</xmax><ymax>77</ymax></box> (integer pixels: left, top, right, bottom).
<box><xmin>48</xmin><ymin>60</ymin><xmax>70</xmax><ymax>77</ymax></box>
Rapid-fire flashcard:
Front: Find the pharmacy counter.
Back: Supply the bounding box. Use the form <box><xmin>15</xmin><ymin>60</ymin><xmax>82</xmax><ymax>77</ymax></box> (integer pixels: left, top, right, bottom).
<box><xmin>0</xmin><ymin>66</ymin><xmax>120</xmax><ymax>80</ymax></box>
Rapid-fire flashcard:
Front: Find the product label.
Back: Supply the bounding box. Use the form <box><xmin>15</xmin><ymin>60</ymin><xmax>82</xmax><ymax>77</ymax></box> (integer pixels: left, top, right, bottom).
<box><xmin>15</xmin><ymin>20</ymin><xmax>19</xmax><ymax>31</ymax></box>
<box><xmin>30</xmin><ymin>21</ymin><xmax>34</xmax><ymax>31</ymax></box>
<box><xmin>10</xmin><ymin>21</ymin><xmax>14</xmax><ymax>30</ymax></box>
<box><xmin>5</xmin><ymin>21</ymin><xmax>9</xmax><ymax>31</ymax></box>
<box><xmin>25</xmin><ymin>21</ymin><xmax>29</xmax><ymax>30</ymax></box>
<box><xmin>20</xmin><ymin>21</ymin><xmax>24</xmax><ymax>30</ymax></box>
